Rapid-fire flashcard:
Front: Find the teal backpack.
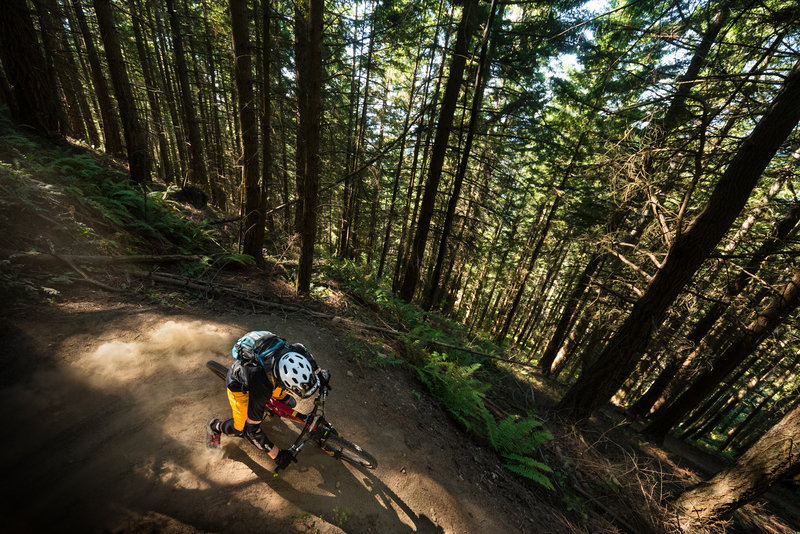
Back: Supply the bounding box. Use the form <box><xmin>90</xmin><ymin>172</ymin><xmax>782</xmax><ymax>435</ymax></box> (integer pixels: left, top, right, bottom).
<box><xmin>232</xmin><ymin>331</ymin><xmax>286</xmax><ymax>366</ymax></box>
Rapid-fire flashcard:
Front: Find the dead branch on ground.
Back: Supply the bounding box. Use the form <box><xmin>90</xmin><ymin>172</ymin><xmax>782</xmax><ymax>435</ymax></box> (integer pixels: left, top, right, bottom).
<box><xmin>127</xmin><ymin>270</ymin><xmax>539</xmax><ymax>370</ymax></box>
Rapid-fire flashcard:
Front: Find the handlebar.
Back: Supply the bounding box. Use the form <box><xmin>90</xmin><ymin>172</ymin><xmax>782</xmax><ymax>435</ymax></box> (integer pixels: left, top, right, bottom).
<box><xmin>274</xmin><ymin>381</ymin><xmax>332</xmax><ymax>473</ymax></box>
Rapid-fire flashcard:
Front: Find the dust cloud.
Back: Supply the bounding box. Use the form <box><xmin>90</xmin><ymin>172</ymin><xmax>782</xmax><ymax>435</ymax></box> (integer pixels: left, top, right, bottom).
<box><xmin>80</xmin><ymin>320</ymin><xmax>233</xmax><ymax>385</ymax></box>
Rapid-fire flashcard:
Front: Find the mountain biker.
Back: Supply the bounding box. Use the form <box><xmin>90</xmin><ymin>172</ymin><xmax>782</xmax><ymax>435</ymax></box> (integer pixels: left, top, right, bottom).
<box><xmin>206</xmin><ymin>330</ymin><xmax>331</xmax><ymax>470</ymax></box>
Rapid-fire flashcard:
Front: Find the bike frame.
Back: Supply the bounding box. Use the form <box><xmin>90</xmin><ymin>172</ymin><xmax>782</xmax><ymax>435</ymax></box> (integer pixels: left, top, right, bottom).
<box><xmin>266</xmin><ymin>386</ymin><xmax>329</xmax><ymax>459</ymax></box>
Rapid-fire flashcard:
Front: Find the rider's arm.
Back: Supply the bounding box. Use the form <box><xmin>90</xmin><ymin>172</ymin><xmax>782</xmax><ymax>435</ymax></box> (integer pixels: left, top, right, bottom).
<box><xmin>244</xmin><ymin>418</ymin><xmax>281</xmax><ymax>459</ymax></box>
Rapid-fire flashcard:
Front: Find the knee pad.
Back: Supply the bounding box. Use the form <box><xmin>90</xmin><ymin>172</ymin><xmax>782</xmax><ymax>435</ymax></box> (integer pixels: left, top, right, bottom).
<box><xmin>244</xmin><ymin>422</ymin><xmax>274</xmax><ymax>452</ymax></box>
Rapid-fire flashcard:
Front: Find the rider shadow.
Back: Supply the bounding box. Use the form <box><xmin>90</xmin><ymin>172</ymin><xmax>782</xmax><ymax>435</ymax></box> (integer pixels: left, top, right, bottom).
<box><xmin>355</xmin><ymin>469</ymin><xmax>446</xmax><ymax>534</ymax></box>
<box><xmin>226</xmin><ymin>439</ymin><xmax>444</xmax><ymax>534</ymax></box>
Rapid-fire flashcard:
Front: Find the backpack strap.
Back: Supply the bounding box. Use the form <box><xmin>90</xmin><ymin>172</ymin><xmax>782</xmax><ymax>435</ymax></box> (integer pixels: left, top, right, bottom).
<box><xmin>255</xmin><ymin>337</ymin><xmax>286</xmax><ymax>368</ymax></box>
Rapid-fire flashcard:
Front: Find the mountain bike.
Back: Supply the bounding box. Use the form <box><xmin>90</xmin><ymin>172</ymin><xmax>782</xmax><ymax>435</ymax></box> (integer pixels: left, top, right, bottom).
<box><xmin>206</xmin><ymin>360</ymin><xmax>377</xmax><ymax>470</ymax></box>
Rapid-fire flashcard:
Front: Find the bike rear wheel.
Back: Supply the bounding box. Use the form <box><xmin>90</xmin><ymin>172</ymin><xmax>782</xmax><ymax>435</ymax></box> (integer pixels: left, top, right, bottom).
<box><xmin>207</xmin><ymin>360</ymin><xmax>228</xmax><ymax>381</ymax></box>
<box><xmin>321</xmin><ymin>434</ymin><xmax>378</xmax><ymax>469</ymax></box>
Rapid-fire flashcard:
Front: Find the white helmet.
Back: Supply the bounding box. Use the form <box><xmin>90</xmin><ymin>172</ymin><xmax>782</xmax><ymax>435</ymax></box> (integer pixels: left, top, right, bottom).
<box><xmin>276</xmin><ymin>351</ymin><xmax>319</xmax><ymax>398</ymax></box>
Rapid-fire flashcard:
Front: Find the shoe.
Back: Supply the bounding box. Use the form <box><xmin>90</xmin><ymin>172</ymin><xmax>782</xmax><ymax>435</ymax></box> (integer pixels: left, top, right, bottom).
<box><xmin>206</xmin><ymin>418</ymin><xmax>221</xmax><ymax>449</ymax></box>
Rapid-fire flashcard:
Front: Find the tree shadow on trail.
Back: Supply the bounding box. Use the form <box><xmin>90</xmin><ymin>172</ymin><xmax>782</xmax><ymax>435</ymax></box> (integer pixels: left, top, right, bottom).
<box><xmin>227</xmin><ymin>445</ymin><xmax>444</xmax><ymax>534</ymax></box>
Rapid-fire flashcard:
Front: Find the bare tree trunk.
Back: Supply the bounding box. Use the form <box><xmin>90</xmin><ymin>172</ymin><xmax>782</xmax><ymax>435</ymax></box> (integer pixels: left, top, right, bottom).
<box><xmin>93</xmin><ymin>0</ymin><xmax>151</xmax><ymax>184</ymax></box>
<box><xmin>399</xmin><ymin>0</ymin><xmax>479</xmax><ymax>302</ymax></box>
<box><xmin>230</xmin><ymin>0</ymin><xmax>263</xmax><ymax>262</ymax></box>
<box><xmin>32</xmin><ymin>0</ymin><xmax>77</xmax><ymax>137</ymax></box>
<box><xmin>260</xmin><ymin>0</ymin><xmax>274</xmax><ymax>235</ymax></box>
<box><xmin>673</xmin><ymin>404</ymin><xmax>800</xmax><ymax>529</ymax></box>
<box><xmin>495</xmin><ymin>131</ymin><xmax>585</xmax><ymax>344</ymax></box>
<box><xmin>202</xmin><ymin>0</ymin><xmax>225</xmax><ymax>190</ymax></box>
<box><xmin>0</xmin><ymin>0</ymin><xmax>63</xmax><ymax>136</ymax></box>
<box><xmin>70</xmin><ymin>0</ymin><xmax>124</xmax><ymax>155</ymax></box>
<box><xmin>130</xmin><ymin>0</ymin><xmax>174</xmax><ymax>184</ymax></box>
<box><xmin>338</xmin><ymin>12</ymin><xmax>375</xmax><ymax>259</ymax></box>
<box><xmin>425</xmin><ymin>0</ymin><xmax>498</xmax><ymax>311</ymax></box>
<box><xmin>53</xmin><ymin>2</ymin><xmax>101</xmax><ymax>146</ymax></box>
<box><xmin>538</xmin><ymin>254</ymin><xmax>603</xmax><ymax>374</ymax></box>
<box><xmin>644</xmin><ymin>270</ymin><xmax>800</xmax><ymax>441</ymax></box>
<box><xmin>377</xmin><ymin>32</ymin><xmax>422</xmax><ymax>279</ymax></box>
<box><xmin>392</xmin><ymin>0</ymin><xmax>450</xmax><ymax>293</ymax></box>
<box><xmin>722</xmin><ymin>353</ymin><xmax>800</xmax><ymax>451</ymax></box>
<box><xmin>295</xmin><ymin>0</ymin><xmax>322</xmax><ymax>294</ymax></box>
<box><xmin>165</xmin><ymin>0</ymin><xmax>213</xmax><ymax>201</ymax></box>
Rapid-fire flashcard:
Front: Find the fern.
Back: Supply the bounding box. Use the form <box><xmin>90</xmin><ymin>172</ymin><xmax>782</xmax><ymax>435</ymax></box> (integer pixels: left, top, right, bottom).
<box><xmin>416</xmin><ymin>355</ymin><xmax>489</xmax><ymax>432</ymax></box>
<box><xmin>502</xmin><ymin>453</ymin><xmax>555</xmax><ymax>490</ymax></box>
<box><xmin>110</xmin><ymin>187</ymin><xmax>144</xmax><ymax>210</ymax></box>
<box><xmin>1</xmin><ymin>109</ymin><xmax>216</xmax><ymax>259</ymax></box>
<box><xmin>483</xmin><ymin>412</ymin><xmax>553</xmax><ymax>456</ymax></box>
<box><xmin>220</xmin><ymin>254</ymin><xmax>256</xmax><ymax>267</ymax></box>
<box><xmin>480</xmin><ymin>411</ymin><xmax>555</xmax><ymax>489</ymax></box>
<box><xmin>319</xmin><ymin>254</ymin><xmax>555</xmax><ymax>489</ymax></box>
<box><xmin>49</xmin><ymin>154</ymin><xmax>106</xmax><ymax>182</ymax></box>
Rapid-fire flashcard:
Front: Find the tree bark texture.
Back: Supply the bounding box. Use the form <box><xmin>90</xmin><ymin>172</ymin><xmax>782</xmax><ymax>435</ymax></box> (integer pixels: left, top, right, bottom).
<box><xmin>260</xmin><ymin>0</ymin><xmax>274</xmax><ymax>234</ymax></box>
<box><xmin>295</xmin><ymin>0</ymin><xmax>322</xmax><ymax>294</ymax></box>
<box><xmin>644</xmin><ymin>270</ymin><xmax>800</xmax><ymax>441</ymax></box>
<box><xmin>32</xmin><ymin>0</ymin><xmax>75</xmax><ymax>137</ymax></box>
<box><xmin>673</xmin><ymin>404</ymin><xmax>800</xmax><ymax>528</ymax></box>
<box><xmin>632</xmin><ymin>199</ymin><xmax>800</xmax><ymax>416</ymax></box>
<box><xmin>539</xmin><ymin>254</ymin><xmax>602</xmax><ymax>374</ymax></box>
<box><xmin>425</xmin><ymin>0</ymin><xmax>498</xmax><ymax>311</ymax></box>
<box><xmin>0</xmin><ymin>0</ymin><xmax>63</xmax><ymax>135</ymax></box>
<box><xmin>166</xmin><ymin>0</ymin><xmax>212</xmax><ymax>199</ymax></box>
<box><xmin>52</xmin><ymin>1</ymin><xmax>101</xmax><ymax>146</ymax></box>
<box><xmin>70</xmin><ymin>0</ymin><xmax>124</xmax><ymax>156</ymax></box>
<box><xmin>131</xmin><ymin>0</ymin><xmax>174</xmax><ymax>183</ymax></box>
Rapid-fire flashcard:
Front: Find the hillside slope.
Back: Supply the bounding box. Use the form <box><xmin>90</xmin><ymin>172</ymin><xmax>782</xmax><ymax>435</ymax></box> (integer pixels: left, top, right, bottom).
<box><xmin>3</xmin><ymin>114</ymin><xmax>798</xmax><ymax>534</ymax></box>
<box><xmin>0</xmin><ymin>116</ymin><xmax>560</xmax><ymax>533</ymax></box>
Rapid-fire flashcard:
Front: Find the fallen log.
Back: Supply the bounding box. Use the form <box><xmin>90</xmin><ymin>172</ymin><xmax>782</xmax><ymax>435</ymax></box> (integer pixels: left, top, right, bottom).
<box><xmin>128</xmin><ymin>270</ymin><xmax>539</xmax><ymax>370</ymax></box>
<box><xmin>13</xmin><ymin>253</ymin><xmax>203</xmax><ymax>265</ymax></box>
<box><xmin>48</xmin><ymin>250</ymin><xmax>124</xmax><ymax>293</ymax></box>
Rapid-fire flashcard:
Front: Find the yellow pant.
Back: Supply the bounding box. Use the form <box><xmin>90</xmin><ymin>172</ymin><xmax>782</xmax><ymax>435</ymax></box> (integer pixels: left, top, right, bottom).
<box><xmin>227</xmin><ymin>387</ymin><xmax>288</xmax><ymax>431</ymax></box>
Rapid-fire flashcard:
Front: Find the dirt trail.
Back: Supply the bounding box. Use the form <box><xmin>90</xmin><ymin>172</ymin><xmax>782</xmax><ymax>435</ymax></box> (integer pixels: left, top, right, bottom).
<box><xmin>1</xmin><ymin>297</ymin><xmax>542</xmax><ymax>534</ymax></box>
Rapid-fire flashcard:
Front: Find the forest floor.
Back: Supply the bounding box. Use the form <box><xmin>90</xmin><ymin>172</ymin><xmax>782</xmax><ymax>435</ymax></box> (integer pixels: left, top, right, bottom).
<box><xmin>3</xmin><ymin>273</ymin><xmax>800</xmax><ymax>534</ymax></box>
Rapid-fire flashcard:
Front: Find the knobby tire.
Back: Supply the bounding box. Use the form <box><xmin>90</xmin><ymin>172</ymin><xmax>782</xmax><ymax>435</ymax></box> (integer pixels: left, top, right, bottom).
<box><xmin>207</xmin><ymin>360</ymin><xmax>227</xmax><ymax>381</ymax></box>
<box><xmin>322</xmin><ymin>434</ymin><xmax>378</xmax><ymax>469</ymax></box>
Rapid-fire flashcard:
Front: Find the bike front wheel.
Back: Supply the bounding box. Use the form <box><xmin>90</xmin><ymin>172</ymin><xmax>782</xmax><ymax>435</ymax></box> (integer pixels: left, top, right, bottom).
<box><xmin>321</xmin><ymin>434</ymin><xmax>378</xmax><ymax>469</ymax></box>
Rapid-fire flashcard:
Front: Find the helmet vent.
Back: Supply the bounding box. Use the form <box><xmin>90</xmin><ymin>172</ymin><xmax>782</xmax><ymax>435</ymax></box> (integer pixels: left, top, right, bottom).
<box><xmin>278</xmin><ymin>351</ymin><xmax>317</xmax><ymax>398</ymax></box>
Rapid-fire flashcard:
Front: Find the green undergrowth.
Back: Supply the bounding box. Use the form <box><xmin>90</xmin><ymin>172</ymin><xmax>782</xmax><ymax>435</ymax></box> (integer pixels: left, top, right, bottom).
<box><xmin>0</xmin><ymin>116</ymin><xmax>214</xmax><ymax>255</ymax></box>
<box><xmin>0</xmin><ymin>111</ymin><xmax>222</xmax><ymax>302</ymax></box>
<box><xmin>322</xmin><ymin>258</ymin><xmax>554</xmax><ymax>489</ymax></box>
